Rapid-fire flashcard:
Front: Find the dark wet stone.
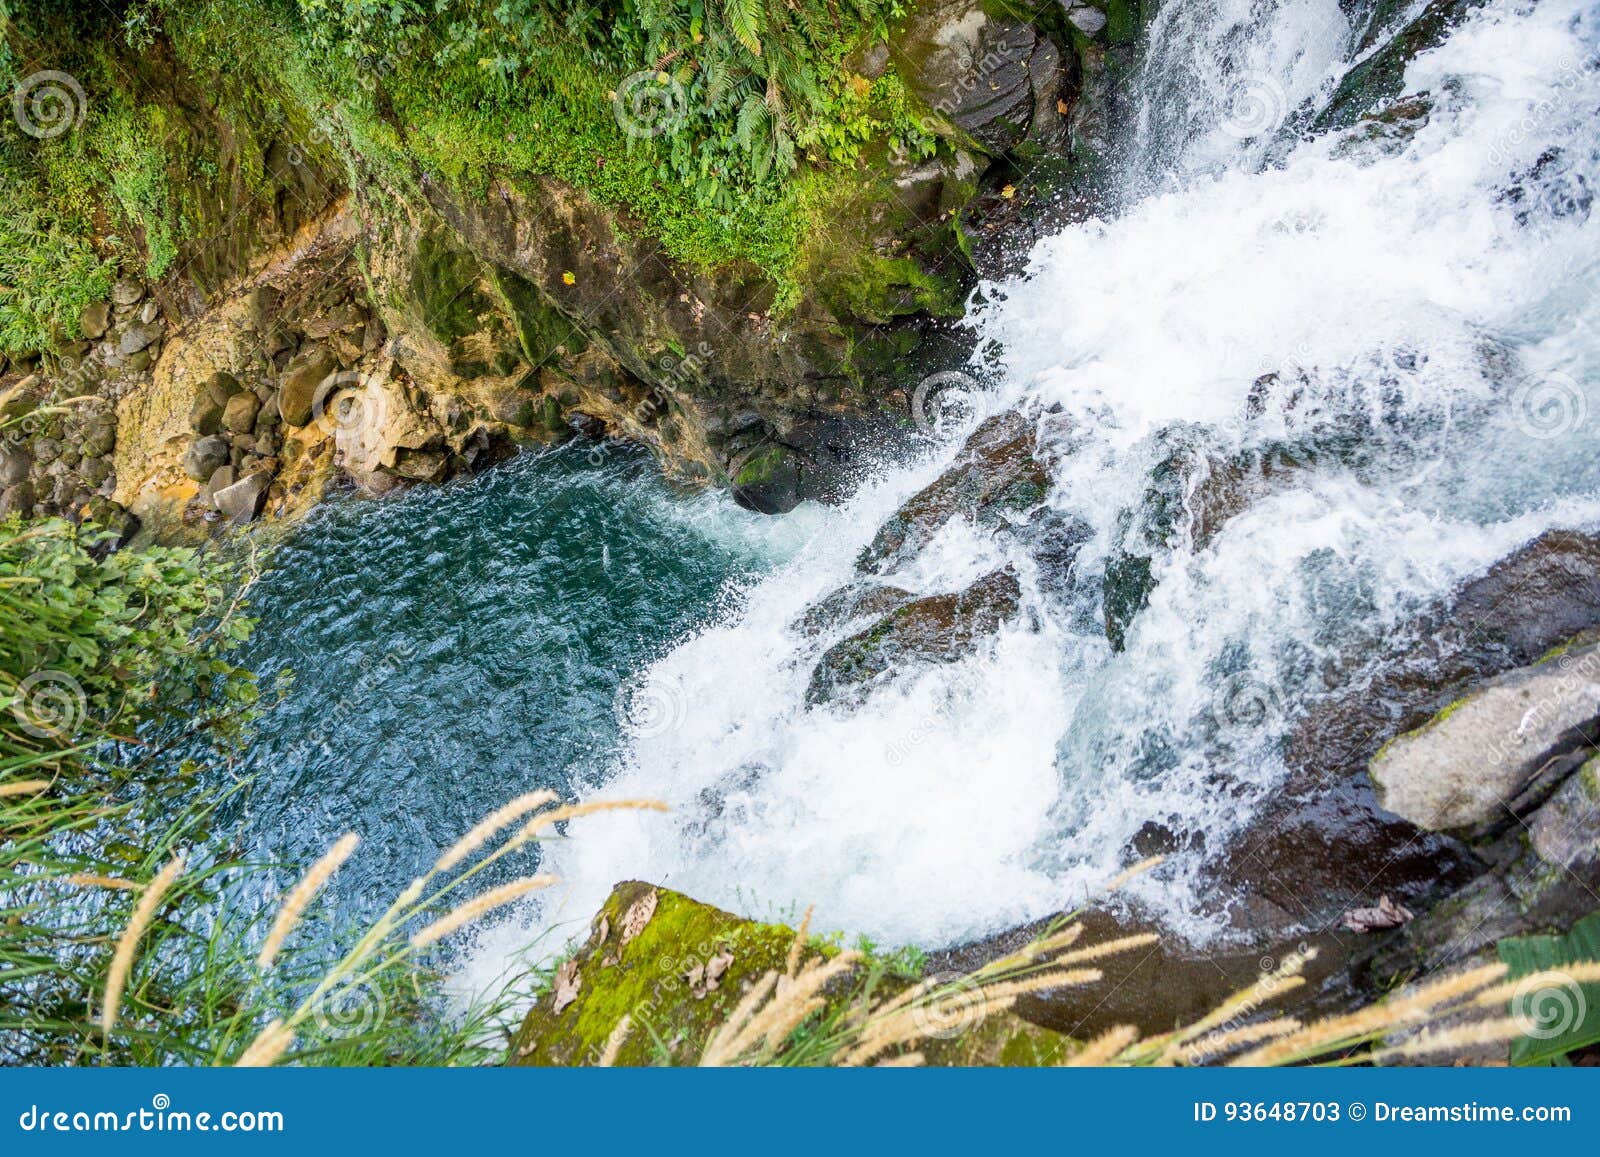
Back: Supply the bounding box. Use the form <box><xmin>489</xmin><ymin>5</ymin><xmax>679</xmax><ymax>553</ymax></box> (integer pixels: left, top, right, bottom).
<box><xmin>806</xmin><ymin>568</ymin><xmax>1022</xmax><ymax>706</ymax></box>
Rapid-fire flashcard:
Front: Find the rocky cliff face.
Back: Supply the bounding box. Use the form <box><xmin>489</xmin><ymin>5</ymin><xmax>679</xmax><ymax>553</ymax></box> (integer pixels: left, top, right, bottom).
<box><xmin>0</xmin><ymin>1</ymin><xmax>1147</xmax><ymax>539</ymax></box>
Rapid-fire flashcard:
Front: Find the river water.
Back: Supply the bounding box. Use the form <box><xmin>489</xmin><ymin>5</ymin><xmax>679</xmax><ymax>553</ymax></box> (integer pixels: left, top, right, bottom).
<box><xmin>234</xmin><ymin>0</ymin><xmax>1600</xmax><ymax>988</ymax></box>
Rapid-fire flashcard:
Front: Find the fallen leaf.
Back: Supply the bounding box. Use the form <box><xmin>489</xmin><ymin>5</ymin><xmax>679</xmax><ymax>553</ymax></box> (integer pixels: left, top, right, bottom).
<box><xmin>620</xmin><ymin>888</ymin><xmax>658</xmax><ymax>944</ymax></box>
<box><xmin>561</xmin><ymin>270</ymin><xmax>576</xmax><ymax>286</ymax></box>
<box><xmin>1000</xmin><ymin>184</ymin><xmax>1016</xmax><ymax>200</ymax></box>
<box><xmin>688</xmin><ymin>948</ymin><xmax>736</xmax><ymax>998</ymax></box>
<box><xmin>551</xmin><ymin>958</ymin><xmax>582</xmax><ymax>1014</ymax></box>
<box><xmin>1342</xmin><ymin>894</ymin><xmax>1413</xmax><ymax>933</ymax></box>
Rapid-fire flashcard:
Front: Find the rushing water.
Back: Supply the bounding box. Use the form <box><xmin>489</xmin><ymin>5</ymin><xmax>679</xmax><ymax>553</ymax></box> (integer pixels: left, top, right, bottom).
<box><xmin>239</xmin><ymin>0</ymin><xmax>1600</xmax><ymax>986</ymax></box>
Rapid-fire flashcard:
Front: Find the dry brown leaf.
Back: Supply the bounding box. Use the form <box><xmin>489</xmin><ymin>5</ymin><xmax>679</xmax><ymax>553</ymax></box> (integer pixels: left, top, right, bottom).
<box><xmin>551</xmin><ymin>958</ymin><xmax>582</xmax><ymax>1014</ymax></box>
<box><xmin>620</xmin><ymin>888</ymin><xmax>658</xmax><ymax>944</ymax></box>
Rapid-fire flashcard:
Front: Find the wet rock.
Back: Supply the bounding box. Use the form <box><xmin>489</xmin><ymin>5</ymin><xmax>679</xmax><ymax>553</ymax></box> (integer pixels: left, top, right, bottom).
<box><xmin>212</xmin><ymin>470</ymin><xmax>272</xmax><ymax>524</ymax></box>
<box><xmin>183</xmin><ymin>435</ymin><xmax>232</xmax><ymax>482</ymax></box>
<box><xmin>893</xmin><ymin>1</ymin><xmax>1061</xmax><ymax>155</ymax></box>
<box><xmin>79</xmin><ymin>302</ymin><xmax>111</xmax><ymax>340</ymax></box>
<box><xmin>222</xmin><ymin>391</ymin><xmax>261</xmax><ymax>434</ymax></box>
<box><xmin>277</xmin><ymin>345</ymin><xmax>340</xmax><ymax>427</ymax></box>
<box><xmin>1315</xmin><ymin>0</ymin><xmax>1487</xmax><ymax>131</ymax></box>
<box><xmin>1369</xmin><ymin>643</ymin><xmax>1600</xmax><ymax>833</ymax></box>
<box><xmin>1361</xmin><ymin>757</ymin><xmax>1600</xmax><ymax>983</ymax></box>
<box><xmin>795</xmin><ymin>582</ymin><xmax>916</xmax><ymax>637</ymax></box>
<box><xmin>1288</xmin><ymin>530</ymin><xmax>1600</xmax><ymax>783</ymax></box>
<box><xmin>110</xmin><ymin>278</ymin><xmax>144</xmax><ymax>307</ymax></box>
<box><xmin>933</xmin><ymin>901</ymin><xmax>1349</xmax><ymax>1042</ymax></box>
<box><xmin>730</xmin><ymin>444</ymin><xmax>803</xmax><ymax>515</ymax></box>
<box><xmin>859</xmin><ymin>411</ymin><xmax>1051</xmax><ymax>573</ymax></box>
<box><xmin>807</xmin><ymin>568</ymin><xmax>1022</xmax><ymax>706</ymax></box>
<box><xmin>1065</xmin><ymin>4</ymin><xmax>1108</xmax><ymax>36</ymax></box>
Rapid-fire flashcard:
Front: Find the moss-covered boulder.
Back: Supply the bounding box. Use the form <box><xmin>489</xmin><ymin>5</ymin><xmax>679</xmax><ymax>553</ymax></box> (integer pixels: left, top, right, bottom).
<box><xmin>509</xmin><ymin>882</ymin><xmax>803</xmax><ymax>1067</ymax></box>
<box><xmin>508</xmin><ymin>879</ymin><xmax>1078</xmax><ymax>1066</ymax></box>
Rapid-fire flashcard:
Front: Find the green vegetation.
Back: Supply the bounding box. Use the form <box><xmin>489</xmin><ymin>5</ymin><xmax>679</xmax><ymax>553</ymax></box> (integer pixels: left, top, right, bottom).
<box><xmin>0</xmin><ymin>0</ymin><xmax>949</xmax><ymax>353</ymax></box>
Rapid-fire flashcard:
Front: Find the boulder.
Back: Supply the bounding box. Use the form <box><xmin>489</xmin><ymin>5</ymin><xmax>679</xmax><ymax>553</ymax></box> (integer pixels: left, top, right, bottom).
<box><xmin>189</xmin><ymin>391</ymin><xmax>225</xmax><ymax>436</ymax></box>
<box><xmin>183</xmin><ymin>435</ymin><xmax>231</xmax><ymax>482</ymax></box>
<box><xmin>508</xmin><ymin>881</ymin><xmax>806</xmax><ymax>1067</ymax></box>
<box><xmin>110</xmin><ymin>279</ymin><xmax>143</xmax><ymax>307</ymax></box>
<box><xmin>1368</xmin><ymin>643</ymin><xmax>1600</xmax><ymax>832</ymax></box>
<box><xmin>892</xmin><ymin>0</ymin><xmax>1062</xmax><ymax>155</ymax></box>
<box><xmin>205</xmin><ymin>464</ymin><xmax>236</xmax><ymax>498</ymax></box>
<box><xmin>1288</xmin><ymin>530</ymin><xmax>1600</xmax><ymax>782</ymax></box>
<box><xmin>116</xmin><ymin>321</ymin><xmax>163</xmax><ymax>356</ymax></box>
<box><xmin>0</xmin><ymin>443</ymin><xmax>31</xmax><ymax>486</ymax></box>
<box><xmin>807</xmin><ymin>568</ymin><xmax>1022</xmax><ymax>706</ymax></box>
<box><xmin>222</xmin><ymin>391</ymin><xmax>261</xmax><ymax>434</ymax></box>
<box><xmin>212</xmin><ymin>470</ymin><xmax>272</xmax><ymax>523</ymax></box>
<box><xmin>277</xmin><ymin>345</ymin><xmax>340</xmax><ymax>427</ymax></box>
<box><xmin>79</xmin><ymin>413</ymin><xmax>116</xmax><ymax>459</ymax></box>
<box><xmin>730</xmin><ymin>444</ymin><xmax>804</xmax><ymax>515</ymax></box>
<box><xmin>79</xmin><ymin>301</ymin><xmax>111</xmax><ymax>340</ymax></box>
<box><xmin>0</xmin><ymin>480</ymin><xmax>35</xmax><ymax>518</ymax></box>
<box><xmin>859</xmin><ymin>410</ymin><xmax>1052</xmax><ymax>573</ymax></box>
<box><xmin>508</xmin><ymin>879</ymin><xmax>1074</xmax><ymax>1066</ymax></box>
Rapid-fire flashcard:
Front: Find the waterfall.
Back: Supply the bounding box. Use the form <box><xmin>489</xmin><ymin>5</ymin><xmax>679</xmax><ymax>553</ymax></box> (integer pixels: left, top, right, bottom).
<box><xmin>464</xmin><ymin>0</ymin><xmax>1600</xmax><ymax>984</ymax></box>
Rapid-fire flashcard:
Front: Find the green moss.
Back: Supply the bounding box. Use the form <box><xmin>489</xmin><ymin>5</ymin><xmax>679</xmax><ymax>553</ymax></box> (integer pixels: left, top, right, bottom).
<box><xmin>410</xmin><ymin>227</ymin><xmax>491</xmax><ymax>347</ymax></box>
<box><xmin>734</xmin><ymin>444</ymin><xmax>789</xmax><ymax>488</ymax></box>
<box><xmin>510</xmin><ymin>882</ymin><xmax>802</xmax><ymax>1066</ymax></box>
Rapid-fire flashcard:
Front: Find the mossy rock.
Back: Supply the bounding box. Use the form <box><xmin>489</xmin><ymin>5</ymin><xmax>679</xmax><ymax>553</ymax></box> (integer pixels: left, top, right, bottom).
<box><xmin>508</xmin><ymin>882</ymin><xmax>803</xmax><ymax>1066</ymax></box>
<box><xmin>506</xmin><ymin>880</ymin><xmax>1079</xmax><ymax>1066</ymax></box>
<box><xmin>411</xmin><ymin>226</ymin><xmax>494</xmax><ymax>347</ymax></box>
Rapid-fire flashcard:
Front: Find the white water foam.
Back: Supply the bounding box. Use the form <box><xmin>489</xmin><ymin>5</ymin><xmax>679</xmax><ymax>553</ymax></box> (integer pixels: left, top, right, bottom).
<box><xmin>459</xmin><ymin>0</ymin><xmax>1600</xmax><ymax>996</ymax></box>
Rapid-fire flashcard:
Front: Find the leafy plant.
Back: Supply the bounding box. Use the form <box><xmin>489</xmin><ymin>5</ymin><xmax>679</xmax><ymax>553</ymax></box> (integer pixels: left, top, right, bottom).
<box><xmin>1499</xmin><ymin>910</ymin><xmax>1600</xmax><ymax>1066</ymax></box>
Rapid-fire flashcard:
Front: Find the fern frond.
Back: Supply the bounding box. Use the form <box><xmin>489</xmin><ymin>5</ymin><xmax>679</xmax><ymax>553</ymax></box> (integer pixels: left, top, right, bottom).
<box><xmin>723</xmin><ymin>0</ymin><xmax>765</xmax><ymax>58</ymax></box>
